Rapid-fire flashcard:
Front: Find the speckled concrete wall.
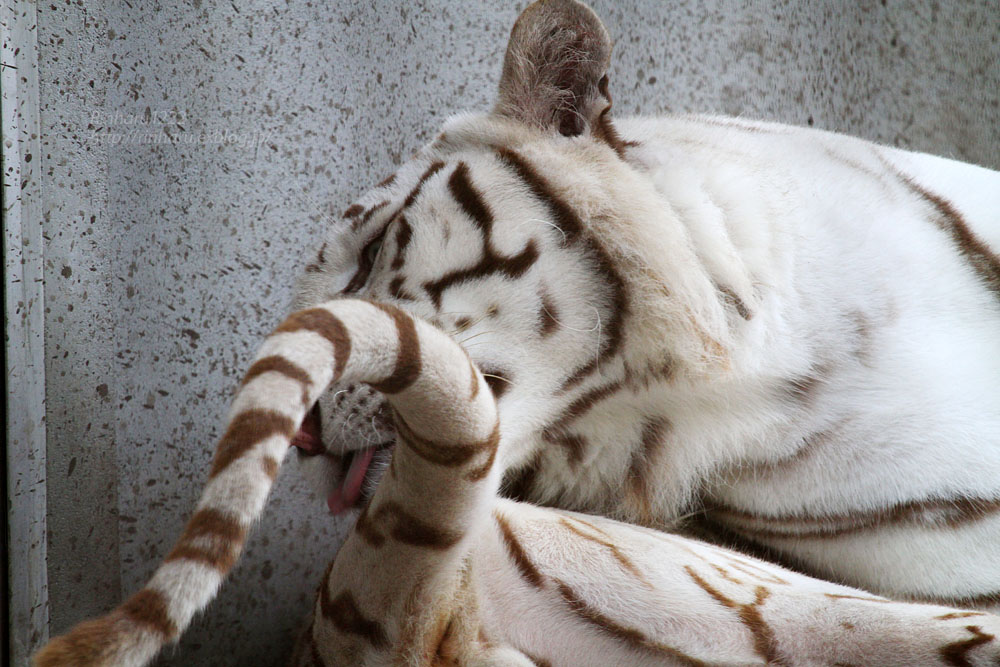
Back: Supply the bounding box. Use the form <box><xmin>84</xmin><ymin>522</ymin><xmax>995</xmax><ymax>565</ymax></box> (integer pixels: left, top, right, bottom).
<box><xmin>29</xmin><ymin>1</ymin><xmax>998</xmax><ymax>665</ymax></box>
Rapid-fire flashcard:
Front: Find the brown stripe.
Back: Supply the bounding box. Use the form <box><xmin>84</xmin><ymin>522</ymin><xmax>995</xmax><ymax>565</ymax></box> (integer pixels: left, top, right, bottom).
<box><xmin>242</xmin><ymin>354</ymin><xmax>312</xmax><ymax>406</ymax></box>
<box><xmin>823</xmin><ymin>593</ymin><xmax>893</xmax><ymax>604</ymax></box>
<box><xmin>684</xmin><ymin>566</ymin><xmax>783</xmax><ymax>664</ymax></box>
<box><xmin>896</xmin><ymin>171</ymin><xmax>1000</xmax><ymax>300</ymax></box>
<box><xmin>494</xmin><ymin>148</ymin><xmax>628</xmax><ymax>391</ymax></box>
<box><xmin>273</xmin><ymin>308</ymin><xmax>351</xmax><ymax>380</ymax></box>
<box><xmin>542</xmin><ymin>380</ymin><xmax>624</xmax><ymax>465</ymax></box>
<box><xmin>370</xmin><ymin>302</ymin><xmax>421</xmax><ymax>394</ymax></box>
<box><xmin>350</xmin><ymin>199</ymin><xmax>389</xmax><ymax>231</ymax></box>
<box><xmin>394</xmin><ymin>412</ymin><xmax>494</xmax><ymax>469</ymax></box>
<box><xmin>165</xmin><ymin>508</ymin><xmax>246</xmax><ymax>572</ymax></box>
<box><xmin>545</xmin><ymin>433</ymin><xmax>588</xmax><ymax>465</ymax></box>
<box><xmin>209</xmin><ymin>409</ymin><xmax>296</xmax><ymax>478</ymax></box>
<box><xmin>465</xmin><ymin>424</ymin><xmax>501</xmax><ymax>482</ymax></box>
<box><xmin>468</xmin><ymin>360</ymin><xmax>480</xmax><ymax>400</ymax></box>
<box><xmin>936</xmin><ymin>612</ymin><xmax>988</xmax><ymax>621</ymax></box>
<box><xmin>558</xmin><ymin>518</ymin><xmax>653</xmax><ymax>589</ymax></box>
<box><xmin>712</xmin><ymin>496</ymin><xmax>1000</xmax><ymax>540</ymax></box>
<box><xmin>423</xmin><ymin>162</ymin><xmax>539</xmax><ymax>308</ymax></box>
<box><xmin>342</xmin><ymin>203</ymin><xmax>365</xmax><ymax>219</ymax></box>
<box><xmin>625</xmin><ymin>417</ymin><xmax>669</xmax><ymax>523</ymax></box>
<box><xmin>121</xmin><ymin>588</ymin><xmax>178</xmax><ymax>638</ymax></box>
<box><xmin>494</xmin><ymin>149</ymin><xmax>583</xmax><ymax>242</ymax></box>
<box><xmin>390</xmin><ymin>214</ymin><xmax>412</xmax><ymax>270</ymax></box>
<box><xmin>403</xmin><ymin>161</ymin><xmax>446</xmax><ymax>209</ymax></box>
<box><xmin>537</xmin><ymin>288</ymin><xmax>560</xmax><ymax>337</ymax></box>
<box><xmin>554</xmin><ymin>579</ymin><xmax>706</xmax><ymax>666</ymax></box>
<box><xmin>549</xmin><ymin>381</ymin><xmax>624</xmax><ymax>431</ymax></box>
<box><xmin>592</xmin><ymin>75</ymin><xmax>626</xmax><ymax>158</ymax></box>
<box><xmin>388</xmin><ymin>275</ymin><xmax>416</xmax><ymax>301</ymax></box>
<box><xmin>719</xmin><ymin>285</ymin><xmax>753</xmax><ymax>320</ymax></box>
<box><xmin>355</xmin><ymin>499</ymin><xmax>464</xmax><ymax>550</ymax></box>
<box><xmin>321</xmin><ymin>589</ymin><xmax>388</xmax><ymax>649</ymax></box>
<box><xmin>494</xmin><ymin>511</ymin><xmax>544</xmax><ymax>588</ymax></box>
<box><xmin>939</xmin><ymin>625</ymin><xmax>995</xmax><ymax>667</ymax></box>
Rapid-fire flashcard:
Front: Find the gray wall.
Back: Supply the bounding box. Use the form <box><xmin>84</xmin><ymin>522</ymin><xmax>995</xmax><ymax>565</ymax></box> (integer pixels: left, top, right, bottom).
<box><xmin>8</xmin><ymin>0</ymin><xmax>998</xmax><ymax>664</ymax></box>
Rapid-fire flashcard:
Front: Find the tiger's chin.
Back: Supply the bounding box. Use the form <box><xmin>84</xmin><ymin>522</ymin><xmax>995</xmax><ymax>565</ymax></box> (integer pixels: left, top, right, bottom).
<box><xmin>292</xmin><ymin>404</ymin><xmax>395</xmax><ymax>515</ymax></box>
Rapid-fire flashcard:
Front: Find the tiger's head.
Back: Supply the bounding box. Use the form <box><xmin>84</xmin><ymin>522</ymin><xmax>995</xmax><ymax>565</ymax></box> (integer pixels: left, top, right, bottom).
<box><xmin>291</xmin><ymin>0</ymin><xmax>737</xmax><ymax>516</ymax></box>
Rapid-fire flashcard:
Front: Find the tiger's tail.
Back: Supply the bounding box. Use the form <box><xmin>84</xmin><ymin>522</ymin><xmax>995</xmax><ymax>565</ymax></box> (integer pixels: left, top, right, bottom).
<box><xmin>34</xmin><ymin>298</ymin><xmax>471</xmax><ymax>667</ymax></box>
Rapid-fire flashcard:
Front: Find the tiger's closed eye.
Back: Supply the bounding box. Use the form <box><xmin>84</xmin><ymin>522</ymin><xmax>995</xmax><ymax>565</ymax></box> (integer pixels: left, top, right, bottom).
<box><xmin>343</xmin><ymin>232</ymin><xmax>386</xmax><ymax>293</ymax></box>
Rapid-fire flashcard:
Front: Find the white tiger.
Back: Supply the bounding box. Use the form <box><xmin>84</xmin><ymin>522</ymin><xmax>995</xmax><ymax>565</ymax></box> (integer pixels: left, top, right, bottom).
<box><xmin>36</xmin><ymin>0</ymin><xmax>1000</xmax><ymax>665</ymax></box>
<box><xmin>295</xmin><ymin>0</ymin><xmax>1000</xmax><ymax>606</ymax></box>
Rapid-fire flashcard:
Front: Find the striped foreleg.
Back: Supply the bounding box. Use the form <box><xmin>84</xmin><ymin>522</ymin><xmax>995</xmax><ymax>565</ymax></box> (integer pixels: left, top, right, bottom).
<box><xmin>35</xmin><ymin>299</ymin><xmax>500</xmax><ymax>667</ymax></box>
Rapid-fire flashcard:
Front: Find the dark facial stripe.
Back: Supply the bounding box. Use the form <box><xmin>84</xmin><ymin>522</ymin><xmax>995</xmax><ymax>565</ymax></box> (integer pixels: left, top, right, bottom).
<box><xmin>209</xmin><ymin>409</ymin><xmax>296</xmax><ymax>479</ymax></box>
<box><xmin>273</xmin><ymin>308</ymin><xmax>351</xmax><ymax>381</ymax></box>
<box><xmin>895</xmin><ymin>170</ymin><xmax>1000</xmax><ymax>300</ymax></box>
<box><xmin>388</xmin><ymin>276</ymin><xmax>416</xmax><ymax>301</ymax></box>
<box><xmin>493</xmin><ymin>148</ymin><xmax>628</xmax><ymax>391</ymax></box>
<box><xmin>242</xmin><ymin>354</ymin><xmax>312</xmax><ymax>406</ymax></box>
<box><xmin>423</xmin><ymin>162</ymin><xmax>540</xmax><ymax>308</ymax></box>
<box><xmin>321</xmin><ymin>589</ymin><xmax>388</xmax><ymax>649</ymax></box>
<box><xmin>542</xmin><ymin>381</ymin><xmax>625</xmax><ymax>463</ymax></box>
<box><xmin>537</xmin><ymin>289</ymin><xmax>560</xmax><ymax>337</ymax></box>
<box><xmin>939</xmin><ymin>626</ymin><xmax>995</xmax><ymax>667</ymax></box>
<box><xmin>122</xmin><ymin>589</ymin><xmax>178</xmax><ymax>638</ymax></box>
<box><xmin>557</xmin><ymin>518</ymin><xmax>652</xmax><ymax>589</ymax></box>
<box><xmin>448</xmin><ymin>161</ymin><xmax>493</xmax><ymax>233</ymax></box>
<box><xmin>351</xmin><ymin>199</ymin><xmax>389</xmax><ymax>231</ymax></box>
<box><xmin>404</xmin><ymin>161</ymin><xmax>446</xmax><ymax>209</ymax></box>
<box><xmin>369</xmin><ymin>302</ymin><xmax>421</xmax><ymax>394</ymax></box>
<box><xmin>493</xmin><ymin>511</ymin><xmax>544</xmax><ymax>588</ymax></box>
<box><xmin>553</xmin><ymin>579</ymin><xmax>707</xmax><ymax>666</ymax></box>
<box><xmin>342</xmin><ymin>203</ymin><xmax>365</xmax><ymax>219</ymax></box>
<box><xmin>712</xmin><ymin>496</ymin><xmax>1000</xmax><ymax>540</ymax></box>
<box><xmin>494</xmin><ymin>148</ymin><xmax>583</xmax><ymax>243</ymax></box>
<box><xmin>684</xmin><ymin>566</ymin><xmax>782</xmax><ymax>664</ymax></box>
<box><xmin>390</xmin><ymin>215</ymin><xmax>412</xmax><ymax>270</ymax></box>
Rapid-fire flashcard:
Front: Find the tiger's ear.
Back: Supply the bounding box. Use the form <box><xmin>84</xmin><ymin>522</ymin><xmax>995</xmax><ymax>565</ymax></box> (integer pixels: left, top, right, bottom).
<box><xmin>495</xmin><ymin>0</ymin><xmax>622</xmax><ymax>154</ymax></box>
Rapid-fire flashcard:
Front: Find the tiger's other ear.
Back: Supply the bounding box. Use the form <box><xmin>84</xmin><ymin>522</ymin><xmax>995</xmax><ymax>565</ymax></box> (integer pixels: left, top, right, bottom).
<box><xmin>495</xmin><ymin>0</ymin><xmax>623</xmax><ymax>155</ymax></box>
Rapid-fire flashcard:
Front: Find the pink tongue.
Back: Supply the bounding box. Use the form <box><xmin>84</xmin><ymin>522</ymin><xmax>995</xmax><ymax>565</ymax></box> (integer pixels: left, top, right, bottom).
<box><xmin>327</xmin><ymin>447</ymin><xmax>376</xmax><ymax>515</ymax></box>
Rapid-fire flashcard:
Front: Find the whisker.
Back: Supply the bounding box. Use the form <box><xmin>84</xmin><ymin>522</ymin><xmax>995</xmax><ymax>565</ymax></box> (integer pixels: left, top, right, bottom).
<box><xmin>512</xmin><ymin>217</ymin><xmax>567</xmax><ymax>244</ymax></box>
<box><xmin>481</xmin><ymin>373</ymin><xmax>514</xmax><ymax>385</ymax></box>
<box><xmin>457</xmin><ymin>329</ymin><xmax>500</xmax><ymax>345</ymax></box>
